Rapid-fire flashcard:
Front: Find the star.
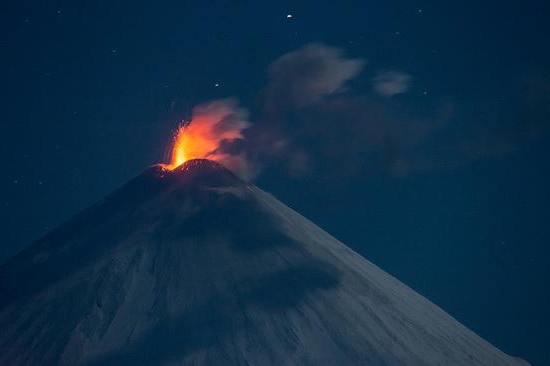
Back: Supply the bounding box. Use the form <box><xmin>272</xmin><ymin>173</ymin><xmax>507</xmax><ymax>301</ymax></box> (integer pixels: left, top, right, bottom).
<box><xmin>214</xmin><ymin>82</ymin><xmax>220</xmax><ymax>87</ymax></box>
<box><xmin>286</xmin><ymin>14</ymin><xmax>293</xmax><ymax>19</ymax></box>
<box><xmin>13</xmin><ymin>179</ymin><xmax>19</xmax><ymax>184</ymax></box>
<box><xmin>422</xmin><ymin>90</ymin><xmax>429</xmax><ymax>95</ymax></box>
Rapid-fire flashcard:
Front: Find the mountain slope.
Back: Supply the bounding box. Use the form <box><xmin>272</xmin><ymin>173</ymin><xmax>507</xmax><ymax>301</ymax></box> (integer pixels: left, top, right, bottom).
<box><xmin>0</xmin><ymin>159</ymin><xmax>529</xmax><ymax>365</ymax></box>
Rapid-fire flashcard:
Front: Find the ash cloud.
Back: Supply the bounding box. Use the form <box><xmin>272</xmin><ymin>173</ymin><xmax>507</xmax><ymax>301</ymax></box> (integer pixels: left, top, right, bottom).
<box><xmin>244</xmin><ymin>44</ymin><xmax>442</xmax><ymax>181</ymax></box>
<box><xmin>214</xmin><ymin>43</ymin><xmax>369</xmax><ymax>180</ymax></box>
<box><xmin>245</xmin><ymin>44</ymin><xmax>372</xmax><ymax>180</ymax></box>
<box><xmin>180</xmin><ymin>44</ymin><xmax>549</xmax><ymax>182</ymax></box>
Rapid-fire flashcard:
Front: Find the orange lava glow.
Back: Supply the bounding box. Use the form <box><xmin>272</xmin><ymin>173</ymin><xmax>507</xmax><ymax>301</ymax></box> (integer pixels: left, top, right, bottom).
<box><xmin>162</xmin><ymin>123</ymin><xmax>211</xmax><ymax>170</ymax></box>
<box><xmin>164</xmin><ymin>125</ymin><xmax>190</xmax><ymax>169</ymax></box>
<box><xmin>160</xmin><ymin>100</ymin><xmax>250</xmax><ymax>174</ymax></box>
<box><xmin>161</xmin><ymin>115</ymin><xmax>247</xmax><ymax>171</ymax></box>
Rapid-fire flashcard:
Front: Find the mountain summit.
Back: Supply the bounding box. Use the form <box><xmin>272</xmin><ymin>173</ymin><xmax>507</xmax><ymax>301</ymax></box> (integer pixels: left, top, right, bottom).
<box><xmin>0</xmin><ymin>159</ymin><xmax>529</xmax><ymax>365</ymax></box>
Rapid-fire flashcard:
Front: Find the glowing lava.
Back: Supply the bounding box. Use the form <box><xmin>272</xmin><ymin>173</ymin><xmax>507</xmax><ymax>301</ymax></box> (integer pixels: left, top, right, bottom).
<box><xmin>160</xmin><ymin>99</ymin><xmax>251</xmax><ymax>174</ymax></box>
<box><xmin>165</xmin><ymin>125</ymin><xmax>189</xmax><ymax>169</ymax></box>
<box><xmin>163</xmin><ymin>123</ymin><xmax>215</xmax><ymax>170</ymax></box>
<box><xmin>163</xmin><ymin>117</ymin><xmax>225</xmax><ymax>170</ymax></box>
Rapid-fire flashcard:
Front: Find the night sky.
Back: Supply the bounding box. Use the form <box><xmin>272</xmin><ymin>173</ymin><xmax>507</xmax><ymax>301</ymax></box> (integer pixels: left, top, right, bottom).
<box><xmin>1</xmin><ymin>1</ymin><xmax>549</xmax><ymax>364</ymax></box>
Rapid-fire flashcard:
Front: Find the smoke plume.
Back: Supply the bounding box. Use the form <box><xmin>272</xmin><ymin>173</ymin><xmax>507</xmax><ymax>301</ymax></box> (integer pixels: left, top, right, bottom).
<box><xmin>171</xmin><ymin>44</ymin><xmax>549</xmax><ymax>182</ymax></box>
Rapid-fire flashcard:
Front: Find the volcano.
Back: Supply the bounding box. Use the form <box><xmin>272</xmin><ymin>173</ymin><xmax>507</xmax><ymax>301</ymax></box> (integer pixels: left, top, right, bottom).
<box><xmin>0</xmin><ymin>159</ymin><xmax>528</xmax><ymax>365</ymax></box>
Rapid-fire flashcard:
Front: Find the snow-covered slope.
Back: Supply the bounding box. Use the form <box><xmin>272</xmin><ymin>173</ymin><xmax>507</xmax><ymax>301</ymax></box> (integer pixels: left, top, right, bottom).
<box><xmin>0</xmin><ymin>159</ymin><xmax>529</xmax><ymax>365</ymax></box>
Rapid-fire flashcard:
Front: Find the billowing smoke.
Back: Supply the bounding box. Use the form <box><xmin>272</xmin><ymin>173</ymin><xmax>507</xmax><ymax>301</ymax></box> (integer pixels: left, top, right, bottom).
<box><xmin>169</xmin><ymin>43</ymin><xmax>549</xmax><ymax>181</ymax></box>
<box><xmin>169</xmin><ymin>43</ymin><xmax>428</xmax><ymax>180</ymax></box>
<box><xmin>244</xmin><ymin>43</ymin><xmax>371</xmax><ymax>179</ymax></box>
<box><xmin>167</xmin><ymin>43</ymin><xmax>367</xmax><ymax>180</ymax></box>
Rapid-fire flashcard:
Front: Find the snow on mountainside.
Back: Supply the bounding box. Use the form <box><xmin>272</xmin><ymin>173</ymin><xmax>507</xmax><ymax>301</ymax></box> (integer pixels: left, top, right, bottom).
<box><xmin>0</xmin><ymin>159</ymin><xmax>529</xmax><ymax>365</ymax></box>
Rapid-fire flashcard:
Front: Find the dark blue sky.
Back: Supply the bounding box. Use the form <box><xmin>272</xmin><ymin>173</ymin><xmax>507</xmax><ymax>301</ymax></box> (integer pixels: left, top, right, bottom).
<box><xmin>1</xmin><ymin>1</ymin><xmax>549</xmax><ymax>364</ymax></box>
